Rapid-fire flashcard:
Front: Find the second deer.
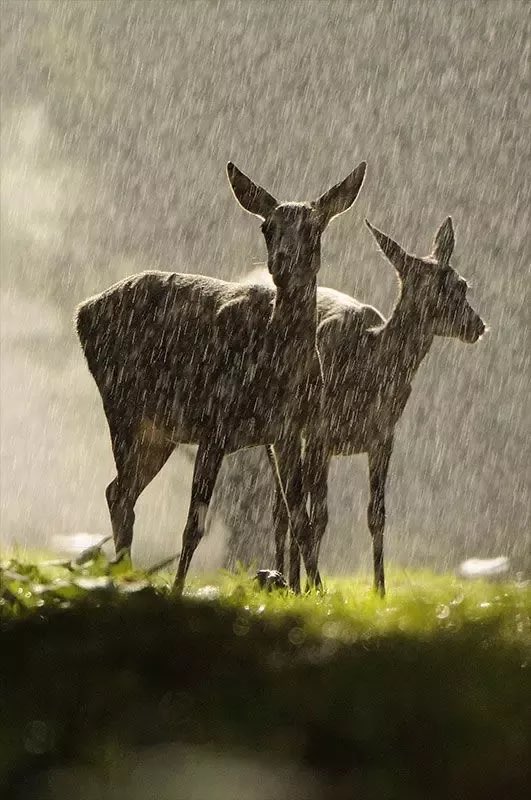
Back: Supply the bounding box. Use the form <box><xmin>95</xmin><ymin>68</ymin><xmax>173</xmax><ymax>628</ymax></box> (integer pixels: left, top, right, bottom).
<box><xmin>269</xmin><ymin>217</ymin><xmax>486</xmax><ymax>595</ymax></box>
<box><xmin>76</xmin><ymin>160</ymin><xmax>367</xmax><ymax>592</ymax></box>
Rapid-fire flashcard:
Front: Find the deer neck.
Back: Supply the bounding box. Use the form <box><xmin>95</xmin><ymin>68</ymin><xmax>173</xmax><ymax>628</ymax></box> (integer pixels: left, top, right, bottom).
<box><xmin>377</xmin><ymin>289</ymin><xmax>434</xmax><ymax>384</ymax></box>
<box><xmin>270</xmin><ymin>278</ymin><xmax>318</xmax><ymax>349</ymax></box>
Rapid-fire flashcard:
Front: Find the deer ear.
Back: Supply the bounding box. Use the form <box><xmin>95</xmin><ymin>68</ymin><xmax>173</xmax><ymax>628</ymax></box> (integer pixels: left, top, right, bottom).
<box><xmin>432</xmin><ymin>217</ymin><xmax>455</xmax><ymax>265</ymax></box>
<box><xmin>365</xmin><ymin>219</ymin><xmax>409</xmax><ymax>276</ymax></box>
<box><xmin>227</xmin><ymin>162</ymin><xmax>278</xmax><ymax>220</ymax></box>
<box><xmin>313</xmin><ymin>161</ymin><xmax>366</xmax><ymax>229</ymax></box>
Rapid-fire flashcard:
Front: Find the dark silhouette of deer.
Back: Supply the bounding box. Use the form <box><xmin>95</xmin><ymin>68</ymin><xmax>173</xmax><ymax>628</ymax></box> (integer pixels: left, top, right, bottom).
<box><xmin>75</xmin><ymin>160</ymin><xmax>367</xmax><ymax>592</ymax></box>
<box><xmin>269</xmin><ymin>217</ymin><xmax>486</xmax><ymax>595</ymax></box>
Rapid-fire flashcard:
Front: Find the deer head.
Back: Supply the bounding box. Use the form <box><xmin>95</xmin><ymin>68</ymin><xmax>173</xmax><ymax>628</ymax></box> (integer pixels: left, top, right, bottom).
<box><xmin>365</xmin><ymin>217</ymin><xmax>486</xmax><ymax>343</ymax></box>
<box><xmin>227</xmin><ymin>162</ymin><xmax>366</xmax><ymax>289</ymax></box>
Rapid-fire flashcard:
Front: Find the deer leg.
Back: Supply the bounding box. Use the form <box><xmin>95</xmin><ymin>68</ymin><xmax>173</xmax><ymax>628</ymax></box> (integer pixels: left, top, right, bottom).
<box><xmin>267</xmin><ymin>443</ymin><xmax>303</xmax><ymax>588</ymax></box>
<box><xmin>367</xmin><ymin>437</ymin><xmax>393</xmax><ymax>597</ymax></box>
<box><xmin>106</xmin><ymin>422</ymin><xmax>175</xmax><ymax>557</ymax></box>
<box><xmin>288</xmin><ymin>535</ymin><xmax>301</xmax><ymax>592</ymax></box>
<box><xmin>273</xmin><ymin>493</ymin><xmax>289</xmax><ymax>574</ymax></box>
<box><xmin>106</xmin><ymin>476</ymin><xmax>135</xmax><ymax>555</ymax></box>
<box><xmin>265</xmin><ymin>445</ymin><xmax>289</xmax><ymax>574</ymax></box>
<box><xmin>273</xmin><ymin>437</ymin><xmax>319</xmax><ymax>592</ymax></box>
<box><xmin>174</xmin><ymin>438</ymin><xmax>225</xmax><ymax>594</ymax></box>
<box><xmin>305</xmin><ymin>445</ymin><xmax>330</xmax><ymax>591</ymax></box>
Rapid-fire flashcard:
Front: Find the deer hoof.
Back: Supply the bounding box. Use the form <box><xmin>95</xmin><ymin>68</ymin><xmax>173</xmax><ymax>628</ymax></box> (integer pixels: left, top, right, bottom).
<box><xmin>110</xmin><ymin>547</ymin><xmax>131</xmax><ymax>566</ymax></box>
<box><xmin>171</xmin><ymin>577</ymin><xmax>185</xmax><ymax>597</ymax></box>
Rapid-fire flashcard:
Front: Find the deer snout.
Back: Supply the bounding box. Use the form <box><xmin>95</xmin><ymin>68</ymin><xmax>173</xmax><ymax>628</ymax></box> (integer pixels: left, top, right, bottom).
<box><xmin>463</xmin><ymin>314</ymin><xmax>486</xmax><ymax>343</ymax></box>
<box><xmin>271</xmin><ymin>266</ymin><xmax>290</xmax><ymax>288</ymax></box>
<box><xmin>271</xmin><ymin>253</ymin><xmax>296</xmax><ymax>287</ymax></box>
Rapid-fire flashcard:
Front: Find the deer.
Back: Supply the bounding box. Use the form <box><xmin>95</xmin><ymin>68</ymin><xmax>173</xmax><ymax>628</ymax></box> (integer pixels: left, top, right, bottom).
<box><xmin>75</xmin><ymin>160</ymin><xmax>367</xmax><ymax>593</ymax></box>
<box><xmin>266</xmin><ymin>216</ymin><xmax>486</xmax><ymax>596</ymax></box>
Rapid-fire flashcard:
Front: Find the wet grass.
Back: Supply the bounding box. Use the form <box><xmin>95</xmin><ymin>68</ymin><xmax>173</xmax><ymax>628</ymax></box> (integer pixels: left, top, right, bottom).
<box><xmin>1</xmin><ymin>553</ymin><xmax>530</xmax><ymax>799</ymax></box>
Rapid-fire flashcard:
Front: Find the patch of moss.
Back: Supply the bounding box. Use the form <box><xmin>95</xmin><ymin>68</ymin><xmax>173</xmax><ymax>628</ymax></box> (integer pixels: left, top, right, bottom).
<box><xmin>1</xmin><ymin>556</ymin><xmax>530</xmax><ymax>799</ymax></box>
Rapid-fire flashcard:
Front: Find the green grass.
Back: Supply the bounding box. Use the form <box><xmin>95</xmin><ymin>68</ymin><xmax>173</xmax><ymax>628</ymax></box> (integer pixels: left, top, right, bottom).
<box><xmin>1</xmin><ymin>553</ymin><xmax>530</xmax><ymax>799</ymax></box>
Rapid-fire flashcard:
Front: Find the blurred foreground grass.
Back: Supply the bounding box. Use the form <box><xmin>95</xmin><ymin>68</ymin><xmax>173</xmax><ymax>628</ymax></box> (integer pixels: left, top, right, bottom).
<box><xmin>1</xmin><ymin>552</ymin><xmax>530</xmax><ymax>799</ymax></box>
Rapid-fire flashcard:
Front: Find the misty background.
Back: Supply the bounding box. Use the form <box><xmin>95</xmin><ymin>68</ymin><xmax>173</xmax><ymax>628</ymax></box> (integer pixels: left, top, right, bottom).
<box><xmin>1</xmin><ymin>0</ymin><xmax>529</xmax><ymax>573</ymax></box>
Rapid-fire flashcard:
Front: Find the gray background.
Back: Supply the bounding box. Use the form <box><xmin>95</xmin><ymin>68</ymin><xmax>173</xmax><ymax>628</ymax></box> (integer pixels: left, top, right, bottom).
<box><xmin>1</xmin><ymin>0</ymin><xmax>529</xmax><ymax>573</ymax></box>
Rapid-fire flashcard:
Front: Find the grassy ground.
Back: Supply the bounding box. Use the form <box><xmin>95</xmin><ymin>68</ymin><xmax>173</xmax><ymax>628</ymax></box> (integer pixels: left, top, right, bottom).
<box><xmin>1</xmin><ymin>553</ymin><xmax>530</xmax><ymax>799</ymax></box>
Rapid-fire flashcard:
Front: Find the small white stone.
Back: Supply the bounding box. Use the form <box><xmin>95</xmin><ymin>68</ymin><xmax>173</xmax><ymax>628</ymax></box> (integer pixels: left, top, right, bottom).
<box><xmin>458</xmin><ymin>557</ymin><xmax>510</xmax><ymax>579</ymax></box>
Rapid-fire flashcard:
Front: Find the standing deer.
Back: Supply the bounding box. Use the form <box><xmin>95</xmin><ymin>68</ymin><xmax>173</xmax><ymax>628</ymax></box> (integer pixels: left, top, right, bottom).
<box><xmin>269</xmin><ymin>216</ymin><xmax>486</xmax><ymax>595</ymax></box>
<box><xmin>76</xmin><ymin>160</ymin><xmax>367</xmax><ymax>592</ymax></box>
